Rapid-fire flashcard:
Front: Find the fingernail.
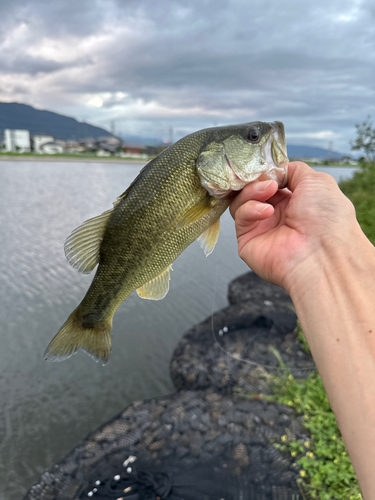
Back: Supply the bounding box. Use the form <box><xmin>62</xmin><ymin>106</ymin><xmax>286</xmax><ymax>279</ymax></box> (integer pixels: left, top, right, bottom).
<box><xmin>256</xmin><ymin>203</ymin><xmax>271</xmax><ymax>212</ymax></box>
<box><xmin>255</xmin><ymin>180</ymin><xmax>274</xmax><ymax>191</ymax></box>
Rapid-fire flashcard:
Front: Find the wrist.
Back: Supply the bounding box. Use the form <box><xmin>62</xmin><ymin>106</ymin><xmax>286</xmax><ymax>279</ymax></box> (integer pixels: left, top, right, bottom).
<box><xmin>286</xmin><ymin>227</ymin><xmax>375</xmax><ymax>364</ymax></box>
<box><xmin>285</xmin><ymin>226</ymin><xmax>375</xmax><ymax>307</ymax></box>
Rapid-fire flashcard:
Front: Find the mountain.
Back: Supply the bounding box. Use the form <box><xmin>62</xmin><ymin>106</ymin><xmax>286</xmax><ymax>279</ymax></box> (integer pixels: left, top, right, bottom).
<box><xmin>287</xmin><ymin>144</ymin><xmax>343</xmax><ymax>160</ymax></box>
<box><xmin>119</xmin><ymin>134</ymin><xmax>164</xmax><ymax>146</ymax></box>
<box><xmin>119</xmin><ymin>137</ymin><xmax>345</xmax><ymax>158</ymax></box>
<box><xmin>0</xmin><ymin>102</ymin><xmax>112</xmax><ymax>141</ymax></box>
<box><xmin>0</xmin><ymin>102</ymin><xmax>347</xmax><ymax>158</ymax></box>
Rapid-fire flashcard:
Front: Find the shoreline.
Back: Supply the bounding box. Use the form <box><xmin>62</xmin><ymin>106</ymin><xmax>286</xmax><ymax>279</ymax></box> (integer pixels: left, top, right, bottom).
<box><xmin>0</xmin><ymin>154</ymin><xmax>146</xmax><ymax>164</ymax></box>
<box><xmin>0</xmin><ymin>154</ymin><xmax>358</xmax><ymax>167</ymax></box>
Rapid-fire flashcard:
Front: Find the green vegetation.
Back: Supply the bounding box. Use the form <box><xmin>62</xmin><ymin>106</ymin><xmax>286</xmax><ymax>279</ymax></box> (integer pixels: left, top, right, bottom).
<box><xmin>292</xmin><ymin>160</ymin><xmax>357</xmax><ymax>167</ymax></box>
<box><xmin>351</xmin><ymin>116</ymin><xmax>375</xmax><ymax>163</ymax></box>
<box><xmin>269</xmin><ymin>369</ymin><xmax>362</xmax><ymax>499</ymax></box>
<box><xmin>0</xmin><ymin>151</ymin><xmax>147</xmax><ymax>161</ymax></box>
<box><xmin>258</xmin><ymin>327</ymin><xmax>362</xmax><ymax>499</ymax></box>
<box><xmin>339</xmin><ymin>161</ymin><xmax>375</xmax><ymax>245</ymax></box>
<box><xmin>295</xmin><ymin>320</ymin><xmax>311</xmax><ymax>355</ymax></box>
<box><xmin>338</xmin><ymin>117</ymin><xmax>375</xmax><ymax>245</ymax></box>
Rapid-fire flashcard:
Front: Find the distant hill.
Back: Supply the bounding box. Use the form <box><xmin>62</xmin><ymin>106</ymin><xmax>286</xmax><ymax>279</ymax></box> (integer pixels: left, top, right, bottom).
<box><xmin>0</xmin><ymin>103</ymin><xmax>346</xmax><ymax>158</ymax></box>
<box><xmin>119</xmin><ymin>134</ymin><xmax>164</xmax><ymax>146</ymax></box>
<box><xmin>119</xmin><ymin>137</ymin><xmax>345</xmax><ymax>159</ymax></box>
<box><xmin>0</xmin><ymin>102</ymin><xmax>112</xmax><ymax>141</ymax></box>
<box><xmin>118</xmin><ymin>135</ymin><xmax>345</xmax><ymax>159</ymax></box>
<box><xmin>287</xmin><ymin>144</ymin><xmax>343</xmax><ymax>160</ymax></box>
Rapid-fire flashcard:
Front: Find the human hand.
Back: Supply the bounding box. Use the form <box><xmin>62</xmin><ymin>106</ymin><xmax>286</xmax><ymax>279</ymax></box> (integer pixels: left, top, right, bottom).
<box><xmin>230</xmin><ymin>161</ymin><xmax>362</xmax><ymax>294</ymax></box>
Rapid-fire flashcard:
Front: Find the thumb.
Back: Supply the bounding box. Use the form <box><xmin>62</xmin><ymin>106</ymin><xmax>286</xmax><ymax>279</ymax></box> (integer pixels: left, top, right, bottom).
<box><xmin>287</xmin><ymin>161</ymin><xmax>316</xmax><ymax>192</ymax></box>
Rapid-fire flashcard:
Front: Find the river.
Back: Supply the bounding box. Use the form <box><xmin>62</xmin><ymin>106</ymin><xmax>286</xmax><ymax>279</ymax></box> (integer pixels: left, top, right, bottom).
<box><xmin>0</xmin><ymin>161</ymin><xmax>357</xmax><ymax>499</ymax></box>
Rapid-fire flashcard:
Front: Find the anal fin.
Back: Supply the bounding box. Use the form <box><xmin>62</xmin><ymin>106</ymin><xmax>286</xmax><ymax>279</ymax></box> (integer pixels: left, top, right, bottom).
<box><xmin>137</xmin><ymin>265</ymin><xmax>173</xmax><ymax>300</ymax></box>
<box><xmin>197</xmin><ymin>218</ymin><xmax>220</xmax><ymax>256</ymax></box>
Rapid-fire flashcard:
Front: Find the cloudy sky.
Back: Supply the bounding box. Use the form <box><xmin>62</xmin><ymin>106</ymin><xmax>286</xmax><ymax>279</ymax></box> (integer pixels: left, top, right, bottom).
<box><xmin>0</xmin><ymin>0</ymin><xmax>374</xmax><ymax>152</ymax></box>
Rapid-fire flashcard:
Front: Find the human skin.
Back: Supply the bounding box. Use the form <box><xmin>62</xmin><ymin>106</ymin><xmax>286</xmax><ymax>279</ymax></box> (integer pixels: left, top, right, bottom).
<box><xmin>230</xmin><ymin>162</ymin><xmax>375</xmax><ymax>499</ymax></box>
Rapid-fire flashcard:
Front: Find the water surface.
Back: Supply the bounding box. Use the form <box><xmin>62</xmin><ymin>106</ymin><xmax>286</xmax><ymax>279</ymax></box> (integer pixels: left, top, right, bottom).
<box><xmin>0</xmin><ymin>161</ymin><xmax>357</xmax><ymax>499</ymax></box>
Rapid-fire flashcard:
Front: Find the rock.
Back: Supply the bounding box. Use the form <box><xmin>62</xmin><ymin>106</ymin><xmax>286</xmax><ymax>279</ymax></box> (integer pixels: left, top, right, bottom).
<box><xmin>24</xmin><ymin>272</ymin><xmax>315</xmax><ymax>500</ymax></box>
<box><xmin>170</xmin><ymin>271</ymin><xmax>316</xmax><ymax>394</ymax></box>
<box><xmin>170</xmin><ymin>308</ymin><xmax>315</xmax><ymax>394</ymax></box>
<box><xmin>228</xmin><ymin>271</ymin><xmax>292</xmax><ymax>309</ymax></box>
<box><xmin>24</xmin><ymin>390</ymin><xmax>303</xmax><ymax>500</ymax></box>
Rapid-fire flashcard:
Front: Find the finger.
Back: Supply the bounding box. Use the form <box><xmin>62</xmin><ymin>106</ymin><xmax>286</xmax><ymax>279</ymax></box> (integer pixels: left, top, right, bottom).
<box><xmin>266</xmin><ymin>188</ymin><xmax>292</xmax><ymax>207</ymax></box>
<box><xmin>287</xmin><ymin>161</ymin><xmax>316</xmax><ymax>192</ymax></box>
<box><xmin>230</xmin><ymin>180</ymin><xmax>278</xmax><ymax>219</ymax></box>
<box><xmin>234</xmin><ymin>200</ymin><xmax>274</xmax><ymax>238</ymax></box>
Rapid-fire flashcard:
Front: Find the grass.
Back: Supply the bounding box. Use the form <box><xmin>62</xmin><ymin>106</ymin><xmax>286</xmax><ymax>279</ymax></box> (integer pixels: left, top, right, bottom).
<box><xmin>294</xmin><ymin>161</ymin><xmax>358</xmax><ymax>167</ymax></box>
<box><xmin>269</xmin><ymin>370</ymin><xmax>362</xmax><ymax>499</ymax></box>
<box><xmin>257</xmin><ymin>326</ymin><xmax>363</xmax><ymax>499</ymax></box>
<box><xmin>0</xmin><ymin>151</ymin><xmax>147</xmax><ymax>161</ymax></box>
<box><xmin>339</xmin><ymin>161</ymin><xmax>375</xmax><ymax>245</ymax></box>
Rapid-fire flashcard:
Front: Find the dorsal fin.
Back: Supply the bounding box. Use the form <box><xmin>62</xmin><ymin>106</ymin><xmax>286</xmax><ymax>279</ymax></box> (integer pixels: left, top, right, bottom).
<box><xmin>64</xmin><ymin>208</ymin><xmax>114</xmax><ymax>274</ymax></box>
<box><xmin>197</xmin><ymin>218</ymin><xmax>220</xmax><ymax>256</ymax></box>
<box><xmin>136</xmin><ymin>265</ymin><xmax>173</xmax><ymax>300</ymax></box>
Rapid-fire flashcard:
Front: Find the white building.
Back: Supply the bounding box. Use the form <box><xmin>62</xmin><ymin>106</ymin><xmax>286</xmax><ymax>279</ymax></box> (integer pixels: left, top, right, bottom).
<box><xmin>40</xmin><ymin>140</ymin><xmax>65</xmax><ymax>154</ymax></box>
<box><xmin>2</xmin><ymin>129</ymin><xmax>31</xmax><ymax>153</ymax></box>
<box><xmin>65</xmin><ymin>140</ymin><xmax>85</xmax><ymax>153</ymax></box>
<box><xmin>33</xmin><ymin>134</ymin><xmax>54</xmax><ymax>153</ymax></box>
<box><xmin>96</xmin><ymin>149</ymin><xmax>111</xmax><ymax>157</ymax></box>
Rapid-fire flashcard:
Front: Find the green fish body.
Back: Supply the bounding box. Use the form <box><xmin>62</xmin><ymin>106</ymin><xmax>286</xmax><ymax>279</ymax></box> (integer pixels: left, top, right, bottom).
<box><xmin>45</xmin><ymin>121</ymin><xmax>288</xmax><ymax>363</ymax></box>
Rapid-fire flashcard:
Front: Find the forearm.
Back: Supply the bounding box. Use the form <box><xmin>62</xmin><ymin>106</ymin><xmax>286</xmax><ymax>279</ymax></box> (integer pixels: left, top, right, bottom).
<box><xmin>288</xmin><ymin>232</ymin><xmax>375</xmax><ymax>498</ymax></box>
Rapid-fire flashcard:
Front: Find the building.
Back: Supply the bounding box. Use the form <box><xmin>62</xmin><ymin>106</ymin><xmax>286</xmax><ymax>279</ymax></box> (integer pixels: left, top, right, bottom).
<box><xmin>96</xmin><ymin>136</ymin><xmax>122</xmax><ymax>154</ymax></box>
<box><xmin>122</xmin><ymin>142</ymin><xmax>148</xmax><ymax>158</ymax></box>
<box><xmin>64</xmin><ymin>140</ymin><xmax>85</xmax><ymax>153</ymax></box>
<box><xmin>1</xmin><ymin>129</ymin><xmax>31</xmax><ymax>152</ymax></box>
<box><xmin>33</xmin><ymin>134</ymin><xmax>55</xmax><ymax>153</ymax></box>
<box><xmin>96</xmin><ymin>149</ymin><xmax>111</xmax><ymax>157</ymax></box>
<box><xmin>40</xmin><ymin>140</ymin><xmax>65</xmax><ymax>154</ymax></box>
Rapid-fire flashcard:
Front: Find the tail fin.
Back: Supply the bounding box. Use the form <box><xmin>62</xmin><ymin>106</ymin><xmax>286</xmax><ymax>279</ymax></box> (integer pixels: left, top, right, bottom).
<box><xmin>44</xmin><ymin>310</ymin><xmax>112</xmax><ymax>364</ymax></box>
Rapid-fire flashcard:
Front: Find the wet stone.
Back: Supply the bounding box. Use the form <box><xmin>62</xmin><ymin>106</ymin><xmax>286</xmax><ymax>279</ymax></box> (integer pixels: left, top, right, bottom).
<box><xmin>218</xmin><ymin>433</ymin><xmax>233</xmax><ymax>445</ymax></box>
<box><xmin>149</xmin><ymin>439</ymin><xmax>166</xmax><ymax>451</ymax></box>
<box><xmin>170</xmin><ymin>273</ymin><xmax>315</xmax><ymax>396</ymax></box>
<box><xmin>159</xmin><ymin>448</ymin><xmax>173</xmax><ymax>459</ymax></box>
<box><xmin>175</xmin><ymin>446</ymin><xmax>189</xmax><ymax>458</ymax></box>
<box><xmin>156</xmin><ymin>424</ymin><xmax>173</xmax><ymax>440</ymax></box>
<box><xmin>189</xmin><ymin>443</ymin><xmax>201</xmax><ymax>457</ymax></box>
<box><xmin>233</xmin><ymin>443</ymin><xmax>250</xmax><ymax>467</ymax></box>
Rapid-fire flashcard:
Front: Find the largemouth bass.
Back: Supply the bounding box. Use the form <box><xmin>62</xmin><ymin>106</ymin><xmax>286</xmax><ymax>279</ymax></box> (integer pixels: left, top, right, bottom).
<box><xmin>45</xmin><ymin>121</ymin><xmax>288</xmax><ymax>363</ymax></box>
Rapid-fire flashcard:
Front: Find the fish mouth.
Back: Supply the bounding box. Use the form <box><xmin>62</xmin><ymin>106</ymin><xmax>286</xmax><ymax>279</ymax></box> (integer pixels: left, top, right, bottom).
<box><xmin>198</xmin><ymin>122</ymin><xmax>289</xmax><ymax>198</ymax></box>
<box><xmin>261</xmin><ymin>125</ymin><xmax>289</xmax><ymax>188</ymax></box>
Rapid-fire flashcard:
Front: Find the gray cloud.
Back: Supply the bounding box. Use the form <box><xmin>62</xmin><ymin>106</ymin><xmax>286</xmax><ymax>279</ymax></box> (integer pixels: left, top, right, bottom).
<box><xmin>0</xmin><ymin>0</ymin><xmax>374</xmax><ymax>151</ymax></box>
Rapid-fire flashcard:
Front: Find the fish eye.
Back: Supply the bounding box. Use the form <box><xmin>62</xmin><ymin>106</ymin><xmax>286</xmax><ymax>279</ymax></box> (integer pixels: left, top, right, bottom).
<box><xmin>247</xmin><ymin>129</ymin><xmax>260</xmax><ymax>142</ymax></box>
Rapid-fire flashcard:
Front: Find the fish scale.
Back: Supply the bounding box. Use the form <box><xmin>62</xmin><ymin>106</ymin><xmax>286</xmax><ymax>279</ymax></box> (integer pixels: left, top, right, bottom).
<box><xmin>45</xmin><ymin>121</ymin><xmax>288</xmax><ymax>363</ymax></box>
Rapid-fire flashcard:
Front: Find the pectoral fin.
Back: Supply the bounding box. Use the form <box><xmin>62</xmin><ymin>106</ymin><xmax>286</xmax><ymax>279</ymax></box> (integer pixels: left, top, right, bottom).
<box><xmin>64</xmin><ymin>208</ymin><xmax>114</xmax><ymax>274</ymax></box>
<box><xmin>137</xmin><ymin>265</ymin><xmax>173</xmax><ymax>300</ymax></box>
<box><xmin>197</xmin><ymin>218</ymin><xmax>221</xmax><ymax>256</ymax></box>
<box><xmin>177</xmin><ymin>195</ymin><xmax>217</xmax><ymax>229</ymax></box>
